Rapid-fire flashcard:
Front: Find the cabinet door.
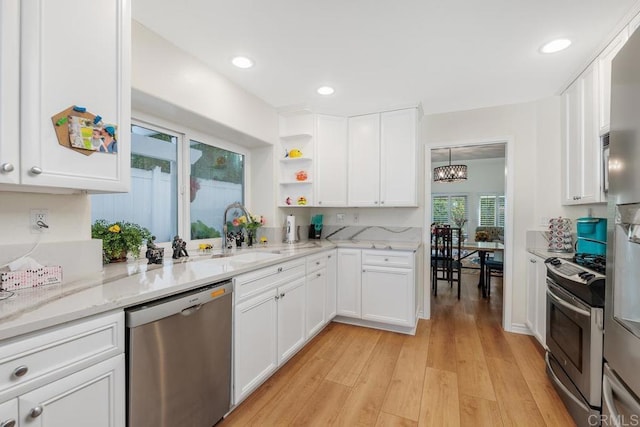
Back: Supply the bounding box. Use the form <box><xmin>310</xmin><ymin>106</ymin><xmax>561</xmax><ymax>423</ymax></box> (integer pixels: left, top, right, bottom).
<box><xmin>0</xmin><ymin>0</ymin><xmax>20</xmax><ymax>185</ymax></box>
<box><xmin>380</xmin><ymin>109</ymin><xmax>417</xmax><ymax>206</ymax></box>
<box><xmin>19</xmin><ymin>0</ymin><xmax>131</xmax><ymax>192</ymax></box>
<box><xmin>18</xmin><ymin>355</ymin><xmax>124</xmax><ymax>427</ymax></box>
<box><xmin>325</xmin><ymin>250</ymin><xmax>337</xmax><ymax>321</ymax></box>
<box><xmin>362</xmin><ymin>265</ymin><xmax>414</xmax><ymax>327</ymax></box>
<box><xmin>315</xmin><ymin>115</ymin><xmax>348</xmax><ymax>206</ymax></box>
<box><xmin>0</xmin><ymin>399</ymin><xmax>18</xmax><ymax>427</ymax></box>
<box><xmin>525</xmin><ymin>256</ymin><xmax>539</xmax><ymax>336</ymax></box>
<box><xmin>598</xmin><ymin>30</ymin><xmax>629</xmax><ymax>134</ymax></box>
<box><xmin>348</xmin><ymin>114</ymin><xmax>380</xmax><ymax>206</ymax></box>
<box><xmin>336</xmin><ymin>248</ymin><xmax>362</xmax><ymax>318</ymax></box>
<box><xmin>234</xmin><ymin>289</ymin><xmax>278</xmax><ymax>404</ymax></box>
<box><xmin>562</xmin><ymin>80</ymin><xmax>582</xmax><ymax>204</ymax></box>
<box><xmin>277</xmin><ymin>277</ymin><xmax>306</xmax><ymax>364</ymax></box>
<box><xmin>306</xmin><ymin>268</ymin><xmax>326</xmax><ymax>338</ymax></box>
<box><xmin>581</xmin><ymin>63</ymin><xmax>601</xmax><ymax>204</ymax></box>
<box><xmin>535</xmin><ymin>258</ymin><xmax>547</xmax><ymax>347</ymax></box>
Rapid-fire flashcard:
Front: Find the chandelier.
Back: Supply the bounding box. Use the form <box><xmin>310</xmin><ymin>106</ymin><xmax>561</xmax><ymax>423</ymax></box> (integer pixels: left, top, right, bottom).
<box><xmin>433</xmin><ymin>148</ymin><xmax>468</xmax><ymax>183</ymax></box>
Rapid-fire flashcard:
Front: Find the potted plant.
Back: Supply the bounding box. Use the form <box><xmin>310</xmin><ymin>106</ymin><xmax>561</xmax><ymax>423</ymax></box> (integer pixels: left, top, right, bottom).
<box><xmin>232</xmin><ymin>213</ymin><xmax>265</xmax><ymax>247</ymax></box>
<box><xmin>91</xmin><ymin>219</ymin><xmax>152</xmax><ymax>263</ymax></box>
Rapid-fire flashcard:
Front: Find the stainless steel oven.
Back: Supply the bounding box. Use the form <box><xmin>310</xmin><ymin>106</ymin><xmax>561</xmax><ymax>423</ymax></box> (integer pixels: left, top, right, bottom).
<box><xmin>545</xmin><ymin>266</ymin><xmax>605</xmax><ymax>426</ymax></box>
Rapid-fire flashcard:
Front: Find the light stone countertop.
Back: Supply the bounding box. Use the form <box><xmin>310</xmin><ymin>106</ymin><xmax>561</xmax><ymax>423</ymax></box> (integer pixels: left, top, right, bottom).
<box><xmin>0</xmin><ymin>239</ymin><xmax>421</xmax><ymax>342</ymax></box>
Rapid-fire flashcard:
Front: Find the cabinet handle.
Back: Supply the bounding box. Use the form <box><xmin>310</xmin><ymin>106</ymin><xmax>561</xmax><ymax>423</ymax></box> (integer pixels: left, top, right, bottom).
<box><xmin>381</xmin><ymin>201</ymin><xmax>385</xmax><ymax>205</ymax></box>
<box><xmin>29</xmin><ymin>166</ymin><xmax>43</xmax><ymax>175</ymax></box>
<box><xmin>384</xmin><ymin>258</ymin><xmax>389</xmax><ymax>262</ymax></box>
<box><xmin>374</xmin><ymin>201</ymin><xmax>379</xmax><ymax>204</ymax></box>
<box><xmin>530</xmin><ymin>259</ymin><xmax>536</xmax><ymax>263</ymax></box>
<box><xmin>0</xmin><ymin>419</ymin><xmax>16</xmax><ymax>427</ymax></box>
<box><xmin>316</xmin><ymin>261</ymin><xmax>320</xmax><ymax>265</ymax></box>
<box><xmin>0</xmin><ymin>163</ymin><xmax>14</xmax><ymax>173</ymax></box>
<box><xmin>318</xmin><ymin>201</ymin><xmax>322</xmax><ymax>205</ymax></box>
<box><xmin>328</xmin><ymin>255</ymin><xmax>332</xmax><ymax>258</ymax></box>
<box><xmin>280</xmin><ymin>292</ymin><xmax>285</xmax><ymax>299</ymax></box>
<box><xmin>29</xmin><ymin>406</ymin><xmax>43</xmax><ymax>418</ymax></box>
<box><xmin>277</xmin><ymin>267</ymin><xmax>283</xmax><ymax>273</ymax></box>
<box><xmin>275</xmin><ymin>295</ymin><xmax>280</xmax><ymax>300</ymax></box>
<box><xmin>12</xmin><ymin>365</ymin><xmax>28</xmax><ymax>378</ymax></box>
<box><xmin>317</xmin><ymin>273</ymin><xmax>321</xmax><ymax>277</ymax></box>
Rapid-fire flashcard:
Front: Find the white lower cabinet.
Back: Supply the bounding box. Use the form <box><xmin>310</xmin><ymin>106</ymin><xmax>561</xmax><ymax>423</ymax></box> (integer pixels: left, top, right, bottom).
<box><xmin>0</xmin><ymin>311</ymin><xmax>125</xmax><ymax>427</ymax></box>
<box><xmin>306</xmin><ymin>249</ymin><xmax>337</xmax><ymax>338</ymax></box>
<box><xmin>325</xmin><ymin>250</ymin><xmax>337</xmax><ymax>320</ymax></box>
<box><xmin>233</xmin><ymin>259</ymin><xmax>306</xmax><ymax>405</ymax></box>
<box><xmin>18</xmin><ymin>355</ymin><xmax>124</xmax><ymax>427</ymax></box>
<box><xmin>526</xmin><ymin>254</ymin><xmax>547</xmax><ymax>347</ymax></box>
<box><xmin>0</xmin><ymin>399</ymin><xmax>17</xmax><ymax>427</ymax></box>
<box><xmin>337</xmin><ymin>248</ymin><xmax>416</xmax><ymax>331</ymax></box>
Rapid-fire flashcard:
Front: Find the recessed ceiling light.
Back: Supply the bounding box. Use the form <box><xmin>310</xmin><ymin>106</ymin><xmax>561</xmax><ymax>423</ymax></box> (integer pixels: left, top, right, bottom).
<box><xmin>231</xmin><ymin>56</ymin><xmax>254</xmax><ymax>69</ymax></box>
<box><xmin>317</xmin><ymin>86</ymin><xmax>335</xmax><ymax>95</ymax></box>
<box><xmin>540</xmin><ymin>39</ymin><xmax>572</xmax><ymax>54</ymax></box>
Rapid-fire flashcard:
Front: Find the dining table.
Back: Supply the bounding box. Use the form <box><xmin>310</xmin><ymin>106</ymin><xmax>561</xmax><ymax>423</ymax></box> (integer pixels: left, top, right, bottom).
<box><xmin>458</xmin><ymin>241</ymin><xmax>504</xmax><ymax>298</ymax></box>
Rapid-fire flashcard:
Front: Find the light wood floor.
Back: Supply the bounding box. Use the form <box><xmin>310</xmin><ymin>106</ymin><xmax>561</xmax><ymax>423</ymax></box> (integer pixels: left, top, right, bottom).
<box><xmin>220</xmin><ymin>272</ymin><xmax>576</xmax><ymax>426</ymax></box>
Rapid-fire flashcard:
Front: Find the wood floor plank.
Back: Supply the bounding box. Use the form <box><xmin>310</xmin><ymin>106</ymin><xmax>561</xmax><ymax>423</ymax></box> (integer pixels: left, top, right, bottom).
<box><xmin>376</xmin><ymin>411</ymin><xmax>419</xmax><ymax>427</ymax></box>
<box><xmin>325</xmin><ymin>326</ymin><xmax>382</xmax><ymax>387</ymax></box>
<box><xmin>503</xmin><ymin>332</ymin><xmax>548</xmax><ymax>385</ymax></box>
<box><xmin>477</xmin><ymin>321</ymin><xmax>515</xmax><ymax>362</ymax></box>
<box><xmin>334</xmin><ymin>332</ymin><xmax>404</xmax><ymax>426</ymax></box>
<box><xmin>418</xmin><ymin>367</ymin><xmax>460</xmax><ymax>427</ymax></box>
<box><xmin>289</xmin><ymin>379</ymin><xmax>352</xmax><ymax>426</ymax></box>
<box><xmin>498</xmin><ymin>399</ymin><xmax>547</xmax><ymax>427</ymax></box>
<box><xmin>459</xmin><ymin>395</ymin><xmax>504</xmax><ymax>427</ymax></box>
<box><xmin>245</xmin><ymin>356</ymin><xmax>333</xmax><ymax>425</ymax></box>
<box><xmin>454</xmin><ymin>313</ymin><xmax>496</xmax><ymax>401</ymax></box>
<box><xmin>527</xmin><ymin>378</ymin><xmax>577</xmax><ymax>427</ymax></box>
<box><xmin>427</xmin><ymin>307</ymin><xmax>457</xmax><ymax>373</ymax></box>
<box><xmin>381</xmin><ymin>319</ymin><xmax>431</xmax><ymax>421</ymax></box>
<box><xmin>486</xmin><ymin>356</ymin><xmax>536</xmax><ymax>403</ymax></box>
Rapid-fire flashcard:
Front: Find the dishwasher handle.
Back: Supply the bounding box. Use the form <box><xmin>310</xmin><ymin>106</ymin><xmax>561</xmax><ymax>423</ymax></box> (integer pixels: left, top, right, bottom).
<box><xmin>126</xmin><ymin>280</ymin><xmax>232</xmax><ymax>328</ymax></box>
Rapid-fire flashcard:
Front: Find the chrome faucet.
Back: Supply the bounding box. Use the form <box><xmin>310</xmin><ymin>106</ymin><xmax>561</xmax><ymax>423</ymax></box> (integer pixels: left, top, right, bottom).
<box><xmin>222</xmin><ymin>202</ymin><xmax>254</xmax><ymax>253</ymax></box>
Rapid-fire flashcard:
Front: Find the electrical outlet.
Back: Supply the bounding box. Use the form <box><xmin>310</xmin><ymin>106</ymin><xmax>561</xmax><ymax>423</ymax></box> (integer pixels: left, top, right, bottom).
<box><xmin>336</xmin><ymin>213</ymin><xmax>345</xmax><ymax>223</ymax></box>
<box><xmin>30</xmin><ymin>209</ymin><xmax>49</xmax><ymax>233</ymax></box>
<box><xmin>353</xmin><ymin>213</ymin><xmax>359</xmax><ymax>224</ymax></box>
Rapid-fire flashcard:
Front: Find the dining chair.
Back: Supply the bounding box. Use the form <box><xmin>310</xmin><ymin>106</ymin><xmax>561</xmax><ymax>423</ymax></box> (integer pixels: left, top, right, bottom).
<box><xmin>431</xmin><ymin>226</ymin><xmax>462</xmax><ymax>299</ymax></box>
<box><xmin>484</xmin><ymin>252</ymin><xmax>503</xmax><ymax>298</ymax></box>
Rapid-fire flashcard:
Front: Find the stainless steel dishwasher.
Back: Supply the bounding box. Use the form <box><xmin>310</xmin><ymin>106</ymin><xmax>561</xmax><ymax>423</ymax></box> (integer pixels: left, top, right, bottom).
<box><xmin>126</xmin><ymin>280</ymin><xmax>232</xmax><ymax>427</ymax></box>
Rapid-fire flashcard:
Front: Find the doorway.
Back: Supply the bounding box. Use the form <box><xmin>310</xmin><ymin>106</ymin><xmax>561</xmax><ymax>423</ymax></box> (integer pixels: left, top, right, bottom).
<box><xmin>423</xmin><ymin>139</ymin><xmax>514</xmax><ymax>331</ymax></box>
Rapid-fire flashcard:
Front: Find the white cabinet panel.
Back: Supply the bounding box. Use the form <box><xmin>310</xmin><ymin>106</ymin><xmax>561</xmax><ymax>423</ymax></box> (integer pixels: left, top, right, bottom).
<box><xmin>277</xmin><ymin>277</ymin><xmax>306</xmax><ymax>363</ymax></box>
<box><xmin>380</xmin><ymin>109</ymin><xmax>418</xmax><ymax>206</ymax></box>
<box><xmin>306</xmin><ymin>268</ymin><xmax>326</xmax><ymax>338</ymax></box>
<box><xmin>325</xmin><ymin>250</ymin><xmax>337</xmax><ymax>321</ymax></box>
<box><xmin>0</xmin><ymin>399</ymin><xmax>17</xmax><ymax>427</ymax></box>
<box><xmin>8</xmin><ymin>0</ymin><xmax>131</xmax><ymax>192</ymax></box>
<box><xmin>525</xmin><ymin>254</ymin><xmax>547</xmax><ymax>347</ymax></box>
<box><xmin>336</xmin><ymin>248</ymin><xmax>362</xmax><ymax>317</ymax></box>
<box><xmin>598</xmin><ymin>30</ymin><xmax>629</xmax><ymax>135</ymax></box>
<box><xmin>18</xmin><ymin>355</ymin><xmax>124</xmax><ymax>427</ymax></box>
<box><xmin>315</xmin><ymin>115</ymin><xmax>348</xmax><ymax>206</ymax></box>
<box><xmin>362</xmin><ymin>265</ymin><xmax>414</xmax><ymax>327</ymax></box>
<box><xmin>0</xmin><ymin>0</ymin><xmax>20</xmax><ymax>185</ymax></box>
<box><xmin>234</xmin><ymin>288</ymin><xmax>278</xmax><ymax>404</ymax></box>
<box><xmin>348</xmin><ymin>114</ymin><xmax>380</xmax><ymax>206</ymax></box>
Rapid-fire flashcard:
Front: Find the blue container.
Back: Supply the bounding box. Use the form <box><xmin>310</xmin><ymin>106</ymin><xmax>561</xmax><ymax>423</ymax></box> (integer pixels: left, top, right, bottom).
<box><xmin>576</xmin><ymin>217</ymin><xmax>607</xmax><ymax>255</ymax></box>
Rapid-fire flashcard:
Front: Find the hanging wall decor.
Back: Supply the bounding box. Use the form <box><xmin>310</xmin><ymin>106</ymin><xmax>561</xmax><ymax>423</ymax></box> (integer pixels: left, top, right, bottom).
<box><xmin>51</xmin><ymin>105</ymin><xmax>118</xmax><ymax>156</ymax></box>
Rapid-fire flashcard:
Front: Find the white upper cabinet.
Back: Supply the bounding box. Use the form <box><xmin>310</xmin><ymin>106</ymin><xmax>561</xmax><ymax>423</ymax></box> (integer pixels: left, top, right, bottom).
<box><xmin>562</xmin><ymin>63</ymin><xmax>603</xmax><ymax>205</ymax></box>
<box><xmin>380</xmin><ymin>109</ymin><xmax>418</xmax><ymax>206</ymax></box>
<box><xmin>0</xmin><ymin>0</ymin><xmax>131</xmax><ymax>192</ymax></box>
<box><xmin>598</xmin><ymin>30</ymin><xmax>629</xmax><ymax>135</ymax></box>
<box><xmin>348</xmin><ymin>108</ymin><xmax>418</xmax><ymax>207</ymax></box>
<box><xmin>348</xmin><ymin>113</ymin><xmax>381</xmax><ymax>206</ymax></box>
<box><xmin>0</xmin><ymin>0</ymin><xmax>20</xmax><ymax>185</ymax></box>
<box><xmin>315</xmin><ymin>115</ymin><xmax>348</xmax><ymax>207</ymax></box>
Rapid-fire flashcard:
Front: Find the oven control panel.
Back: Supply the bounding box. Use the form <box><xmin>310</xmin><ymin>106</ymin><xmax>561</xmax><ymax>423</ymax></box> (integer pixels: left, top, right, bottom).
<box><xmin>545</xmin><ymin>257</ymin><xmax>605</xmax><ymax>307</ymax></box>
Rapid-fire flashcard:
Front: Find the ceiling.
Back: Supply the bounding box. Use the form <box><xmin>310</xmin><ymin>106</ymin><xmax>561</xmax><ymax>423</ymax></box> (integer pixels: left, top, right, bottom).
<box><xmin>132</xmin><ymin>0</ymin><xmax>639</xmax><ymax>117</ymax></box>
<box><xmin>431</xmin><ymin>144</ymin><xmax>505</xmax><ymax>163</ymax></box>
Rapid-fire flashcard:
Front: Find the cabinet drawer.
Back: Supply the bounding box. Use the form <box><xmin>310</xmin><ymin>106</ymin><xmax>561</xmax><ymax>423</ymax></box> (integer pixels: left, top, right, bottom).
<box><xmin>0</xmin><ymin>310</ymin><xmax>123</xmax><ymax>401</ymax></box>
<box><xmin>235</xmin><ymin>259</ymin><xmax>305</xmax><ymax>301</ymax></box>
<box><xmin>306</xmin><ymin>252</ymin><xmax>328</xmax><ymax>273</ymax></box>
<box><xmin>362</xmin><ymin>250</ymin><xmax>414</xmax><ymax>268</ymax></box>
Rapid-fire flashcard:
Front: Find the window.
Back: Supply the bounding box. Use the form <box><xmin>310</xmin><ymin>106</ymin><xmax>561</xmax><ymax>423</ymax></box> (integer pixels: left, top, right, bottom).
<box><xmin>479</xmin><ymin>195</ymin><xmax>505</xmax><ymax>227</ymax></box>
<box><xmin>432</xmin><ymin>194</ymin><xmax>468</xmax><ymax>228</ymax></box>
<box><xmin>92</xmin><ymin>121</ymin><xmax>246</xmax><ymax>244</ymax></box>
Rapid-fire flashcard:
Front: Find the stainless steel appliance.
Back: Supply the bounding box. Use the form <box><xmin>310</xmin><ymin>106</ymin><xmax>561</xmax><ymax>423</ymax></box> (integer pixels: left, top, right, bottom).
<box><xmin>126</xmin><ymin>280</ymin><xmax>233</xmax><ymax>427</ymax></box>
<box><xmin>545</xmin><ymin>257</ymin><xmax>605</xmax><ymax>426</ymax></box>
<box><xmin>603</xmin><ymin>24</ymin><xmax>640</xmax><ymax>426</ymax></box>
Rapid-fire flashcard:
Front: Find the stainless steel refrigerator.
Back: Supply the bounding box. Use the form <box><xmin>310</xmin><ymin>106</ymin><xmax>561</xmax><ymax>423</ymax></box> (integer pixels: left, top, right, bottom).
<box><xmin>603</xmin><ymin>26</ymin><xmax>640</xmax><ymax>425</ymax></box>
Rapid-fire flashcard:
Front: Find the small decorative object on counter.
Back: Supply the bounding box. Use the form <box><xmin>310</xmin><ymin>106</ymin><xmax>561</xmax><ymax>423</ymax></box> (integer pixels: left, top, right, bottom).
<box><xmin>198</xmin><ymin>243</ymin><xmax>213</xmax><ymax>254</ymax></box>
<box><xmin>145</xmin><ymin>236</ymin><xmax>164</xmax><ymax>265</ymax></box>
<box><xmin>285</xmin><ymin>197</ymin><xmax>292</xmax><ymax>205</ymax></box>
<box><xmin>297</xmin><ymin>196</ymin><xmax>307</xmax><ymax>206</ymax></box>
<box><xmin>295</xmin><ymin>170</ymin><xmax>308</xmax><ymax>181</ymax></box>
<box><xmin>234</xmin><ymin>232</ymin><xmax>244</xmax><ymax>248</ymax></box>
<box><xmin>232</xmin><ymin>212</ymin><xmax>266</xmax><ymax>247</ymax></box>
<box><xmin>171</xmin><ymin>235</ymin><xmax>189</xmax><ymax>259</ymax></box>
<box><xmin>260</xmin><ymin>236</ymin><xmax>268</xmax><ymax>244</ymax></box>
<box><xmin>548</xmin><ymin>217</ymin><xmax>573</xmax><ymax>253</ymax></box>
<box><xmin>92</xmin><ymin>219</ymin><xmax>152</xmax><ymax>264</ymax></box>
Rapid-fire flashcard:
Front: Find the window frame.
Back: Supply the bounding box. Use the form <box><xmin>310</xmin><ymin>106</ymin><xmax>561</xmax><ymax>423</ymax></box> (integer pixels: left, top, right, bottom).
<box><xmin>478</xmin><ymin>193</ymin><xmax>505</xmax><ymax>227</ymax></box>
<box><xmin>431</xmin><ymin>193</ymin><xmax>468</xmax><ymax>228</ymax></box>
<box><xmin>101</xmin><ymin>112</ymin><xmax>250</xmax><ymax>249</ymax></box>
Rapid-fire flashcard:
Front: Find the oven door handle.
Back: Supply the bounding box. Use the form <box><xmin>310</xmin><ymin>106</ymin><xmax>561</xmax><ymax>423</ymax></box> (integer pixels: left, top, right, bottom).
<box><xmin>546</xmin><ymin>288</ymin><xmax>590</xmax><ymax>317</ymax></box>
<box><xmin>545</xmin><ymin>352</ymin><xmax>591</xmax><ymax>413</ymax></box>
